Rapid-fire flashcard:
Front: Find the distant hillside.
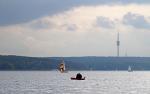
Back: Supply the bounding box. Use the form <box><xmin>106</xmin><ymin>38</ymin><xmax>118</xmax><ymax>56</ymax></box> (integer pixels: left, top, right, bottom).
<box><xmin>0</xmin><ymin>55</ymin><xmax>150</xmax><ymax>70</ymax></box>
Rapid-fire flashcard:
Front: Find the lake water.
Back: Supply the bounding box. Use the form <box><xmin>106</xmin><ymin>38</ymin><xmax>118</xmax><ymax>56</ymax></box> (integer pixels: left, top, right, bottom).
<box><xmin>0</xmin><ymin>71</ymin><xmax>150</xmax><ymax>94</ymax></box>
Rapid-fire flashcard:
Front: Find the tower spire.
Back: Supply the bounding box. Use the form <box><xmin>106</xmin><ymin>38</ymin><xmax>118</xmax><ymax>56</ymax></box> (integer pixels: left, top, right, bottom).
<box><xmin>117</xmin><ymin>32</ymin><xmax>120</xmax><ymax>57</ymax></box>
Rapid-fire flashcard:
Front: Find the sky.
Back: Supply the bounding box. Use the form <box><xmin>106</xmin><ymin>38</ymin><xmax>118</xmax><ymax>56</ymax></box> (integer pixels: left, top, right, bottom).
<box><xmin>0</xmin><ymin>0</ymin><xmax>150</xmax><ymax>57</ymax></box>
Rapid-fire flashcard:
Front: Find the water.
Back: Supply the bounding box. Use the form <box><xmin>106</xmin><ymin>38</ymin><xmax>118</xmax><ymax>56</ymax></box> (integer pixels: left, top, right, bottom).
<box><xmin>0</xmin><ymin>71</ymin><xmax>150</xmax><ymax>94</ymax></box>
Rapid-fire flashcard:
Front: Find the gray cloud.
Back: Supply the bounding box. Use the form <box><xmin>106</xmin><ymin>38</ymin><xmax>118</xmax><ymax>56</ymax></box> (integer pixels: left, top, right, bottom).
<box><xmin>120</xmin><ymin>0</ymin><xmax>150</xmax><ymax>4</ymax></box>
<box><xmin>27</xmin><ymin>20</ymin><xmax>54</xmax><ymax>30</ymax></box>
<box><xmin>123</xmin><ymin>12</ymin><xmax>150</xmax><ymax>29</ymax></box>
<box><xmin>66</xmin><ymin>24</ymin><xmax>77</xmax><ymax>32</ymax></box>
<box><xmin>0</xmin><ymin>0</ymin><xmax>150</xmax><ymax>26</ymax></box>
<box><xmin>96</xmin><ymin>16</ymin><xmax>115</xmax><ymax>29</ymax></box>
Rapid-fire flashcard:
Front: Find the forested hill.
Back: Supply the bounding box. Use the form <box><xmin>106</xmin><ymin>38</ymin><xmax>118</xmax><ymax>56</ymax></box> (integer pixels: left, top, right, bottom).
<box><xmin>0</xmin><ymin>55</ymin><xmax>150</xmax><ymax>70</ymax></box>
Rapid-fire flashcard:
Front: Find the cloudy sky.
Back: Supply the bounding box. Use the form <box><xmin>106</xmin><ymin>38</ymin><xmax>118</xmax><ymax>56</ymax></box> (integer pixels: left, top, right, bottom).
<box><xmin>0</xmin><ymin>0</ymin><xmax>150</xmax><ymax>57</ymax></box>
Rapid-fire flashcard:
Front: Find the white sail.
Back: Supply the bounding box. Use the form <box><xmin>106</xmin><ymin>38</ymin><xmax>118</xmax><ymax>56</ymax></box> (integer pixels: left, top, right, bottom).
<box><xmin>59</xmin><ymin>58</ymin><xmax>67</xmax><ymax>73</ymax></box>
<box><xmin>128</xmin><ymin>66</ymin><xmax>132</xmax><ymax>72</ymax></box>
<box><xmin>59</xmin><ymin>63</ymin><xmax>65</xmax><ymax>72</ymax></box>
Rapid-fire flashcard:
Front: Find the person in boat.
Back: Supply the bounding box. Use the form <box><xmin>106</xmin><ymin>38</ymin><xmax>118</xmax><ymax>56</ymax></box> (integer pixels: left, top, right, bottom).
<box><xmin>76</xmin><ymin>73</ymin><xmax>82</xmax><ymax>80</ymax></box>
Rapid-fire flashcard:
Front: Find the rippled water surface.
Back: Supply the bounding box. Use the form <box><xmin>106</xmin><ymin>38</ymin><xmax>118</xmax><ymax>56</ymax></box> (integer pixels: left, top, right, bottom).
<box><xmin>0</xmin><ymin>71</ymin><xmax>150</xmax><ymax>94</ymax></box>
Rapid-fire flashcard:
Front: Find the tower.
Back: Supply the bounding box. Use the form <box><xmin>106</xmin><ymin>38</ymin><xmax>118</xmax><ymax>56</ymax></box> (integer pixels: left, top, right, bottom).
<box><xmin>117</xmin><ymin>32</ymin><xmax>120</xmax><ymax>57</ymax></box>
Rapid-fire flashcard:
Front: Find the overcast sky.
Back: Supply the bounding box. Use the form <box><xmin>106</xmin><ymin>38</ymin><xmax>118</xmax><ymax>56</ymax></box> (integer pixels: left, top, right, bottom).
<box><xmin>0</xmin><ymin>0</ymin><xmax>150</xmax><ymax>57</ymax></box>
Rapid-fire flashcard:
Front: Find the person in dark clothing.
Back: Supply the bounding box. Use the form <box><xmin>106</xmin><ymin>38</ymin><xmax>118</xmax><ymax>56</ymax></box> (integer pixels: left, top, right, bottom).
<box><xmin>76</xmin><ymin>73</ymin><xmax>82</xmax><ymax>79</ymax></box>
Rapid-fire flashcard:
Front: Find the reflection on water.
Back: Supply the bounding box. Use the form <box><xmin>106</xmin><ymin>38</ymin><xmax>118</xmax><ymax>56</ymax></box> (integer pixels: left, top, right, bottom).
<box><xmin>0</xmin><ymin>71</ymin><xmax>150</xmax><ymax>94</ymax></box>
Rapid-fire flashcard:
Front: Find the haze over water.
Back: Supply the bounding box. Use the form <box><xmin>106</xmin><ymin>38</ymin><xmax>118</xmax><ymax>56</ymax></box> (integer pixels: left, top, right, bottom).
<box><xmin>0</xmin><ymin>71</ymin><xmax>150</xmax><ymax>94</ymax></box>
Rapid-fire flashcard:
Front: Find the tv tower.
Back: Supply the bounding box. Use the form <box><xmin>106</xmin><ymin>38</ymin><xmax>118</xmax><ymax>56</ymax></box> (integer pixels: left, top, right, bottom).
<box><xmin>117</xmin><ymin>32</ymin><xmax>120</xmax><ymax>57</ymax></box>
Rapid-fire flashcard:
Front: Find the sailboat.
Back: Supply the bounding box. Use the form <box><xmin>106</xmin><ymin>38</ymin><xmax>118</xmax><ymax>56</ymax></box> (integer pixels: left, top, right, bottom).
<box><xmin>59</xmin><ymin>58</ymin><xmax>68</xmax><ymax>73</ymax></box>
<box><xmin>128</xmin><ymin>66</ymin><xmax>132</xmax><ymax>72</ymax></box>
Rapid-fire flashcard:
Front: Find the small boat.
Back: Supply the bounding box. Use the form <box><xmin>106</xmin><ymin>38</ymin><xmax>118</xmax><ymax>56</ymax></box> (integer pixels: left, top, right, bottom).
<box><xmin>59</xmin><ymin>58</ymin><xmax>68</xmax><ymax>73</ymax></box>
<box><xmin>128</xmin><ymin>65</ymin><xmax>132</xmax><ymax>72</ymax></box>
<box><xmin>70</xmin><ymin>77</ymin><xmax>85</xmax><ymax>80</ymax></box>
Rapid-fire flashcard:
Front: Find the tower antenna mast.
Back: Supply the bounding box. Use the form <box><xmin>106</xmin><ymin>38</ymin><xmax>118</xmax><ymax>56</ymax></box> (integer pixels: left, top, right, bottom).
<box><xmin>117</xmin><ymin>32</ymin><xmax>120</xmax><ymax>57</ymax></box>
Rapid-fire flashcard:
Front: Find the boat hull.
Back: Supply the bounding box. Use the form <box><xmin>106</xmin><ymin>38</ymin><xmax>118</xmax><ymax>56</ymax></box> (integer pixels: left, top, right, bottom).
<box><xmin>60</xmin><ymin>70</ymin><xmax>68</xmax><ymax>73</ymax></box>
<box><xmin>70</xmin><ymin>77</ymin><xmax>85</xmax><ymax>80</ymax></box>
